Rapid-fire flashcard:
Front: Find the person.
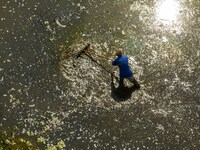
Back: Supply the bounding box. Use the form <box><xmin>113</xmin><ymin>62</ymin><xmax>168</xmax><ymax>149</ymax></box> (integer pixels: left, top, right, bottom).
<box><xmin>112</xmin><ymin>50</ymin><xmax>140</xmax><ymax>89</ymax></box>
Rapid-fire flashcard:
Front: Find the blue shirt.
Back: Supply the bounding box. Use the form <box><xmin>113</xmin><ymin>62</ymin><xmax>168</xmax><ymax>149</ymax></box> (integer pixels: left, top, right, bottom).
<box><xmin>112</xmin><ymin>55</ymin><xmax>133</xmax><ymax>78</ymax></box>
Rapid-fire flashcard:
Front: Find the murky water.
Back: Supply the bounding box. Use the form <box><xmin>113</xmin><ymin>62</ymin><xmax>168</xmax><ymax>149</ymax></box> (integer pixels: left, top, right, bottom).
<box><xmin>0</xmin><ymin>0</ymin><xmax>199</xmax><ymax>149</ymax></box>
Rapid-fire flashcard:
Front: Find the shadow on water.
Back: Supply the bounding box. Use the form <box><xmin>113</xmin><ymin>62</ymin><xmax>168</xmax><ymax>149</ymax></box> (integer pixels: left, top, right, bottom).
<box><xmin>110</xmin><ymin>74</ymin><xmax>138</xmax><ymax>102</ymax></box>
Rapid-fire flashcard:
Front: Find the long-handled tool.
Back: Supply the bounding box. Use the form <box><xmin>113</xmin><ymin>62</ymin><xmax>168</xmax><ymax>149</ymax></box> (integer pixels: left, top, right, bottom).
<box><xmin>76</xmin><ymin>44</ymin><xmax>118</xmax><ymax>81</ymax></box>
<box><xmin>76</xmin><ymin>43</ymin><xmax>91</xmax><ymax>59</ymax></box>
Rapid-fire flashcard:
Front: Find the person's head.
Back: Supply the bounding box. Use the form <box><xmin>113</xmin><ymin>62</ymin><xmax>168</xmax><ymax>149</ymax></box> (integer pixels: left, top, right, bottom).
<box><xmin>115</xmin><ymin>50</ymin><xmax>123</xmax><ymax>56</ymax></box>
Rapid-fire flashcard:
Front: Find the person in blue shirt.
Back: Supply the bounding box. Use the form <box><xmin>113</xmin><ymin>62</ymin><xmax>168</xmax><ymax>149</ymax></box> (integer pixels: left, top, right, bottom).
<box><xmin>112</xmin><ymin>50</ymin><xmax>140</xmax><ymax>89</ymax></box>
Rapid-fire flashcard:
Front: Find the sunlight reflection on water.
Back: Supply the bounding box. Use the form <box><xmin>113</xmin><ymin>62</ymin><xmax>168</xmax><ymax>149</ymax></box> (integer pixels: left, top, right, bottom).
<box><xmin>156</xmin><ymin>0</ymin><xmax>181</xmax><ymax>24</ymax></box>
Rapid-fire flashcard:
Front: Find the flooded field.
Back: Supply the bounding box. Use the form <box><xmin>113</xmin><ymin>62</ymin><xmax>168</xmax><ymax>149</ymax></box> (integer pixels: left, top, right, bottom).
<box><xmin>0</xmin><ymin>0</ymin><xmax>199</xmax><ymax>149</ymax></box>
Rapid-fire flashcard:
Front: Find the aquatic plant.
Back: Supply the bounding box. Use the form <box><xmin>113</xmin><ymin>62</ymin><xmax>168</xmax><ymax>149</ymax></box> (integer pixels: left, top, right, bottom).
<box><xmin>0</xmin><ymin>129</ymin><xmax>35</xmax><ymax>150</ymax></box>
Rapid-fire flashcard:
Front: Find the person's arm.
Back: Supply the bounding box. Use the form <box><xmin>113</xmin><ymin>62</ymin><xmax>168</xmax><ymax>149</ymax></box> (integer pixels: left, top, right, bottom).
<box><xmin>112</xmin><ymin>58</ymin><xmax>118</xmax><ymax>66</ymax></box>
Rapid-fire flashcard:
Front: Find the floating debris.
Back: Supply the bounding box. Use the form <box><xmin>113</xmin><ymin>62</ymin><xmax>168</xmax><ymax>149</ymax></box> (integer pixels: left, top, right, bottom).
<box><xmin>0</xmin><ymin>0</ymin><xmax>199</xmax><ymax>149</ymax></box>
<box><xmin>37</xmin><ymin>136</ymin><xmax>46</xmax><ymax>144</ymax></box>
<box><xmin>55</xmin><ymin>19</ymin><xmax>66</xmax><ymax>28</ymax></box>
<box><xmin>57</xmin><ymin>140</ymin><xmax>66</xmax><ymax>149</ymax></box>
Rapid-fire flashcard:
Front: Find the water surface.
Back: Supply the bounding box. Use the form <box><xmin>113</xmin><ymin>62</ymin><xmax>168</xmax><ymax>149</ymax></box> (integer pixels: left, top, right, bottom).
<box><xmin>0</xmin><ymin>0</ymin><xmax>199</xmax><ymax>149</ymax></box>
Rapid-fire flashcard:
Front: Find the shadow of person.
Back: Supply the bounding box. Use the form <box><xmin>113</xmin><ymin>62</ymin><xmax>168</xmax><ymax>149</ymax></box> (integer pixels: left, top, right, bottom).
<box><xmin>111</xmin><ymin>74</ymin><xmax>138</xmax><ymax>102</ymax></box>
